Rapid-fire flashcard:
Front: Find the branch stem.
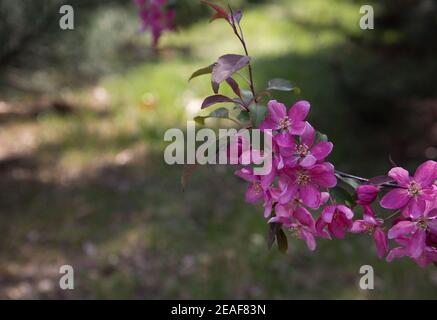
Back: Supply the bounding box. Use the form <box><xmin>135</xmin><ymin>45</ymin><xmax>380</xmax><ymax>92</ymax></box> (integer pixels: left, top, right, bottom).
<box><xmin>228</xmin><ymin>7</ymin><xmax>257</xmax><ymax>103</ymax></box>
<box><xmin>335</xmin><ymin>170</ymin><xmax>398</xmax><ymax>188</ymax></box>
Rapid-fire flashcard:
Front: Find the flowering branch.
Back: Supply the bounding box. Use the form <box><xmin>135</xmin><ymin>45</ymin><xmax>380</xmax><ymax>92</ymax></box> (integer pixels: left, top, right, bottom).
<box><xmin>187</xmin><ymin>2</ymin><xmax>437</xmax><ymax>268</ymax></box>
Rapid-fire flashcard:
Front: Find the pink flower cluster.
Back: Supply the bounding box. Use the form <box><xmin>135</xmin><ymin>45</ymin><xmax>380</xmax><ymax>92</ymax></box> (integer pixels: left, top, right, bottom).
<box><xmin>235</xmin><ymin>99</ymin><xmax>437</xmax><ymax>267</ymax></box>
<box><xmin>133</xmin><ymin>0</ymin><xmax>175</xmax><ymax>47</ymax></box>
<box><xmin>381</xmin><ymin>162</ymin><xmax>437</xmax><ymax>267</ymax></box>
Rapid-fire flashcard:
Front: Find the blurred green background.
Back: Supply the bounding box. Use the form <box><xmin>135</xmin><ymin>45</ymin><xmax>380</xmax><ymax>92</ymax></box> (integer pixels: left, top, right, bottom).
<box><xmin>0</xmin><ymin>0</ymin><xmax>436</xmax><ymax>299</ymax></box>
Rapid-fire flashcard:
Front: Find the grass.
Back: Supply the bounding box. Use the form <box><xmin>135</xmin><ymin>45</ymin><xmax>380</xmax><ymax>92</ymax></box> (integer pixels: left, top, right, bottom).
<box><xmin>0</xmin><ymin>0</ymin><xmax>436</xmax><ymax>299</ymax></box>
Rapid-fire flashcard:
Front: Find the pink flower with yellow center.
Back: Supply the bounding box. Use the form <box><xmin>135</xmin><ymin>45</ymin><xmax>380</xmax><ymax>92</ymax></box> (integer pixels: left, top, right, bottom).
<box><xmin>259</xmin><ymin>100</ymin><xmax>310</xmax><ymax>147</ymax></box>
<box><xmin>380</xmin><ymin>160</ymin><xmax>437</xmax><ymax>218</ymax></box>
<box><xmin>277</xmin><ymin>163</ymin><xmax>337</xmax><ymax>209</ymax></box>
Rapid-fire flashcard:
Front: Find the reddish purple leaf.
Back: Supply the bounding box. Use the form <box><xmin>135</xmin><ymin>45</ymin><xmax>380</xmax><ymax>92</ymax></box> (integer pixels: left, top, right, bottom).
<box><xmin>201</xmin><ymin>94</ymin><xmax>234</xmax><ymax>109</ymax></box>
<box><xmin>226</xmin><ymin>77</ymin><xmax>241</xmax><ymax>97</ymax></box>
<box><xmin>212</xmin><ymin>54</ymin><xmax>251</xmax><ymax>84</ymax></box>
<box><xmin>211</xmin><ymin>81</ymin><xmax>220</xmax><ymax>94</ymax></box>
<box><xmin>201</xmin><ymin>0</ymin><xmax>229</xmax><ymax>22</ymax></box>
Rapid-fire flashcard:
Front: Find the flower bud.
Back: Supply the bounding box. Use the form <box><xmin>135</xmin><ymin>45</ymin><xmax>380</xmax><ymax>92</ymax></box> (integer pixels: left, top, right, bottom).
<box><xmin>356</xmin><ymin>185</ymin><xmax>379</xmax><ymax>205</ymax></box>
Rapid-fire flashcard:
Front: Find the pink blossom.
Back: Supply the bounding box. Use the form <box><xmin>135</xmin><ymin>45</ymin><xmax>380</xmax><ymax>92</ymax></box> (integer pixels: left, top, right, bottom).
<box><xmin>259</xmin><ymin>100</ymin><xmax>310</xmax><ymax>147</ymax></box>
<box><xmin>235</xmin><ymin>167</ymin><xmax>272</xmax><ymax>205</ymax></box>
<box><xmin>387</xmin><ymin>207</ymin><xmax>437</xmax><ymax>259</ymax></box>
<box><xmin>380</xmin><ymin>160</ymin><xmax>437</xmax><ymax>218</ymax></box>
<box><xmin>387</xmin><ymin>236</ymin><xmax>437</xmax><ymax>267</ymax></box>
<box><xmin>134</xmin><ymin>0</ymin><xmax>175</xmax><ymax>47</ymax></box>
<box><xmin>356</xmin><ymin>184</ymin><xmax>380</xmax><ymax>205</ymax></box>
<box><xmin>279</xmin><ymin>123</ymin><xmax>333</xmax><ymax>168</ymax></box>
<box><xmin>269</xmin><ymin>204</ymin><xmax>318</xmax><ymax>251</ymax></box>
<box><xmin>351</xmin><ymin>209</ymin><xmax>388</xmax><ymax>258</ymax></box>
<box><xmin>278</xmin><ymin>162</ymin><xmax>337</xmax><ymax>209</ymax></box>
<box><xmin>316</xmin><ymin>204</ymin><xmax>354</xmax><ymax>239</ymax></box>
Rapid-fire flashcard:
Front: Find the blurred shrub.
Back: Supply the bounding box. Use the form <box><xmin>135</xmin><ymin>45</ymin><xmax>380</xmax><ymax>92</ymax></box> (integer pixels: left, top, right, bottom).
<box><xmin>338</xmin><ymin>0</ymin><xmax>437</xmax><ymax>163</ymax></box>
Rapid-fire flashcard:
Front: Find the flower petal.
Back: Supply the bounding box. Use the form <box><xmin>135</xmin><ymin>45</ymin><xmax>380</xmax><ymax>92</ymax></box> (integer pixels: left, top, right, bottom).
<box><xmin>289</xmin><ymin>120</ymin><xmax>307</xmax><ymax>136</ymax></box>
<box><xmin>245</xmin><ymin>184</ymin><xmax>263</xmax><ymax>203</ymax></box>
<box><xmin>413</xmin><ymin>160</ymin><xmax>437</xmax><ymax>187</ymax></box>
<box><xmin>284</xmin><ymin>156</ymin><xmax>299</xmax><ymax>168</ymax></box>
<box><xmin>260</xmin><ymin>165</ymin><xmax>276</xmax><ymax>188</ymax></box>
<box><xmin>328</xmin><ymin>219</ymin><xmax>346</xmax><ymax>239</ymax></box>
<box><xmin>300</xmin><ymin>154</ymin><xmax>317</xmax><ymax>168</ymax></box>
<box><xmin>387</xmin><ymin>220</ymin><xmax>416</xmax><ymax>239</ymax></box>
<box><xmin>351</xmin><ymin>220</ymin><xmax>368</xmax><ymax>233</ymax></box>
<box><xmin>267</xmin><ymin>100</ymin><xmax>286</xmax><ymax>122</ymax></box>
<box><xmin>388</xmin><ymin>167</ymin><xmax>411</xmax><ymax>187</ymax></box>
<box><xmin>235</xmin><ymin>167</ymin><xmax>256</xmax><ymax>183</ymax></box>
<box><xmin>373</xmin><ymin>228</ymin><xmax>388</xmax><ymax>258</ymax></box>
<box><xmin>288</xmin><ymin>100</ymin><xmax>310</xmax><ymax>122</ymax></box>
<box><xmin>310</xmin><ymin>165</ymin><xmax>337</xmax><ymax>188</ymax></box>
<box><xmin>321</xmin><ymin>205</ymin><xmax>335</xmax><ymax>223</ymax></box>
<box><xmin>279</xmin><ymin>183</ymin><xmax>298</xmax><ymax>204</ymax></box>
<box><xmin>402</xmin><ymin>197</ymin><xmax>426</xmax><ymax>219</ymax></box>
<box><xmin>315</xmin><ymin>217</ymin><xmax>331</xmax><ymax>239</ymax></box>
<box><xmin>294</xmin><ymin>207</ymin><xmax>315</xmax><ymax>229</ymax></box>
<box><xmin>259</xmin><ymin>118</ymin><xmax>276</xmax><ymax>130</ymax></box>
<box><xmin>275</xmin><ymin>203</ymin><xmax>292</xmax><ymax>218</ymax></box>
<box><xmin>311</xmin><ymin>141</ymin><xmax>333</xmax><ymax>161</ymax></box>
<box><xmin>275</xmin><ymin>132</ymin><xmax>293</xmax><ymax>147</ymax></box>
<box><xmin>337</xmin><ymin>204</ymin><xmax>354</xmax><ymax>220</ymax></box>
<box><xmin>320</xmin><ymin>192</ymin><xmax>330</xmax><ymax>205</ymax></box>
<box><xmin>300</xmin><ymin>229</ymin><xmax>316</xmax><ymax>251</ymax></box>
<box><xmin>387</xmin><ymin>247</ymin><xmax>407</xmax><ymax>262</ymax></box>
<box><xmin>263</xmin><ymin>199</ymin><xmax>273</xmax><ymax>218</ymax></box>
<box><xmin>300</xmin><ymin>122</ymin><xmax>315</xmax><ymax>146</ymax></box>
<box><xmin>408</xmin><ymin>229</ymin><xmax>426</xmax><ymax>259</ymax></box>
<box><xmin>427</xmin><ymin>216</ymin><xmax>437</xmax><ymax>234</ymax></box>
<box><xmin>300</xmin><ymin>183</ymin><xmax>321</xmax><ymax>209</ymax></box>
<box><xmin>380</xmin><ymin>188</ymin><xmax>410</xmax><ymax>209</ymax></box>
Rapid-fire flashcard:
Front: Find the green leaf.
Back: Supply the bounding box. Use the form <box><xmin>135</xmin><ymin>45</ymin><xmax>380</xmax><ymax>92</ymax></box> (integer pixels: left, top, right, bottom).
<box><xmin>240</xmin><ymin>90</ymin><xmax>254</xmax><ymax>103</ymax></box>
<box><xmin>330</xmin><ymin>186</ymin><xmax>354</xmax><ymax>206</ymax></box>
<box><xmin>248</xmin><ymin>104</ymin><xmax>267</xmax><ymax>127</ymax></box>
<box><xmin>336</xmin><ymin>174</ymin><xmax>360</xmax><ymax>190</ymax></box>
<box><xmin>236</xmin><ymin>108</ymin><xmax>250</xmax><ymax>124</ymax></box>
<box><xmin>233</xmin><ymin>90</ymin><xmax>254</xmax><ymax>109</ymax></box>
<box><xmin>276</xmin><ymin>228</ymin><xmax>288</xmax><ymax>254</ymax></box>
<box><xmin>194</xmin><ymin>104</ymin><xmax>234</xmax><ymax>126</ymax></box>
<box><xmin>189</xmin><ymin>64</ymin><xmax>214</xmax><ymax>81</ymax></box>
<box><xmin>267</xmin><ymin>78</ymin><xmax>300</xmax><ymax>94</ymax></box>
<box><xmin>315</xmin><ymin>131</ymin><xmax>328</xmax><ymax>143</ymax></box>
